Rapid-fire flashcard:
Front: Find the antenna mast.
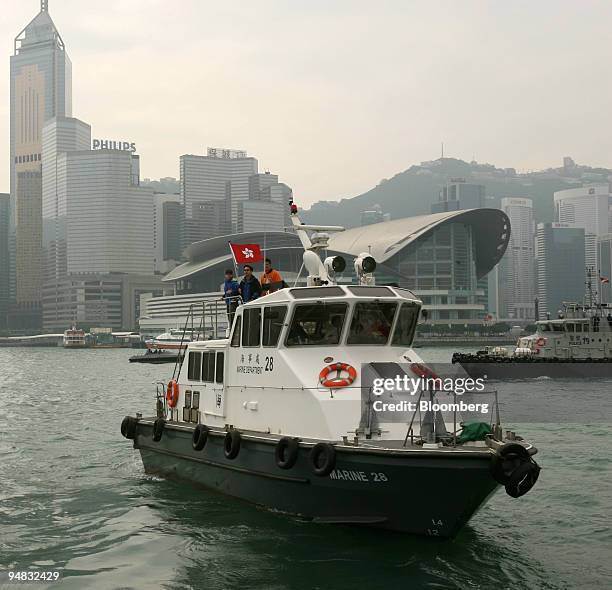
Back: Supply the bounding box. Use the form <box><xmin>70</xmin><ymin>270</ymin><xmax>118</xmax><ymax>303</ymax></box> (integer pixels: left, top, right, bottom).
<box><xmin>41</xmin><ymin>0</ymin><xmax>49</xmax><ymax>12</ymax></box>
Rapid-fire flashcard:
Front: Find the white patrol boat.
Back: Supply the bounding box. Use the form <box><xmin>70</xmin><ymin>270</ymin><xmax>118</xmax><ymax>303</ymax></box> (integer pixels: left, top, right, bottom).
<box><xmin>454</xmin><ymin>300</ymin><xmax>612</xmax><ymax>379</ymax></box>
<box><xmin>122</xmin><ymin>203</ymin><xmax>540</xmax><ymax>537</ymax></box>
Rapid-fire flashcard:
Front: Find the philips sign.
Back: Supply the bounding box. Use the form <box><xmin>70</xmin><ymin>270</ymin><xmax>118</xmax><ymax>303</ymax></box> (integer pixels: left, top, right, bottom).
<box><xmin>92</xmin><ymin>139</ymin><xmax>136</xmax><ymax>152</ymax></box>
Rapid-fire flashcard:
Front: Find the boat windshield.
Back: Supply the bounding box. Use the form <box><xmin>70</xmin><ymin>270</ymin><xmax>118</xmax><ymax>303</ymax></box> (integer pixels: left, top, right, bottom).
<box><xmin>391</xmin><ymin>303</ymin><xmax>419</xmax><ymax>346</ymax></box>
<box><xmin>286</xmin><ymin>303</ymin><xmax>348</xmax><ymax>346</ymax></box>
<box><xmin>347</xmin><ymin>302</ymin><xmax>397</xmax><ymax>345</ymax></box>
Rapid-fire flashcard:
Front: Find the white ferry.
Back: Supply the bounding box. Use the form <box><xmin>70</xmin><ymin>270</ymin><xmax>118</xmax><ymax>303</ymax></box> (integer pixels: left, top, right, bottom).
<box><xmin>122</xmin><ymin>203</ymin><xmax>540</xmax><ymax>537</ymax></box>
<box><xmin>63</xmin><ymin>328</ymin><xmax>87</xmax><ymax>348</ymax></box>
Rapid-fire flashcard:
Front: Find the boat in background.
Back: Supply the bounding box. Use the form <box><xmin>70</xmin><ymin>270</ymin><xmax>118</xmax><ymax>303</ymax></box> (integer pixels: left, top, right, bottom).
<box><xmin>454</xmin><ymin>300</ymin><xmax>612</xmax><ymax>379</ymax></box>
<box><xmin>63</xmin><ymin>327</ymin><xmax>87</xmax><ymax>348</ymax></box>
<box><xmin>145</xmin><ymin>329</ymin><xmax>195</xmax><ymax>351</ymax></box>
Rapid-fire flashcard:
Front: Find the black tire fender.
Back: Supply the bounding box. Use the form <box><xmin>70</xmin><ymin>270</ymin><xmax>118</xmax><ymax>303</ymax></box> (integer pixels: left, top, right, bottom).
<box><xmin>309</xmin><ymin>442</ymin><xmax>336</xmax><ymax>477</ymax></box>
<box><xmin>275</xmin><ymin>437</ymin><xmax>300</xmax><ymax>470</ymax></box>
<box><xmin>192</xmin><ymin>424</ymin><xmax>210</xmax><ymax>451</ymax></box>
<box><xmin>121</xmin><ymin>416</ymin><xmax>138</xmax><ymax>440</ymax></box>
<box><xmin>490</xmin><ymin>442</ymin><xmax>530</xmax><ymax>485</ymax></box>
<box><xmin>505</xmin><ymin>459</ymin><xmax>541</xmax><ymax>498</ymax></box>
<box><xmin>224</xmin><ymin>429</ymin><xmax>241</xmax><ymax>459</ymax></box>
<box><xmin>152</xmin><ymin>418</ymin><xmax>165</xmax><ymax>442</ymax></box>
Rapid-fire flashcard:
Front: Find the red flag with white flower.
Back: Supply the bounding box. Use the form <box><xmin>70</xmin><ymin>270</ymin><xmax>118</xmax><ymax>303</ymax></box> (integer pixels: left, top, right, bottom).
<box><xmin>601</xmin><ymin>276</ymin><xmax>610</xmax><ymax>284</ymax></box>
<box><xmin>229</xmin><ymin>242</ymin><xmax>264</xmax><ymax>265</ymax></box>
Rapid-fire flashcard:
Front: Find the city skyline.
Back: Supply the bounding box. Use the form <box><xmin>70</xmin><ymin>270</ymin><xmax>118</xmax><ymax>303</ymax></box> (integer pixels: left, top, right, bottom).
<box><xmin>2</xmin><ymin>0</ymin><xmax>612</xmax><ymax>208</ymax></box>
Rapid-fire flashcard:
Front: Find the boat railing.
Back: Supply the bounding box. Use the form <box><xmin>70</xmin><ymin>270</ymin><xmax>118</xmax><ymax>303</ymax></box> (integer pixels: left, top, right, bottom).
<box><xmin>169</xmin><ymin>295</ymin><xmax>243</xmax><ymax>381</ymax></box>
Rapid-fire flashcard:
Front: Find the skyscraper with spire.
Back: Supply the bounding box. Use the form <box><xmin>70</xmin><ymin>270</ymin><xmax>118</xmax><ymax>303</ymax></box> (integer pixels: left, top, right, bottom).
<box><xmin>9</xmin><ymin>0</ymin><xmax>72</xmax><ymax>330</ymax></box>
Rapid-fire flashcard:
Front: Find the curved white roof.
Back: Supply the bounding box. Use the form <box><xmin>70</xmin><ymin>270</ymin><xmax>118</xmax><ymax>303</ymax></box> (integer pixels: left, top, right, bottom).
<box><xmin>163</xmin><ymin>208</ymin><xmax>509</xmax><ymax>282</ymax></box>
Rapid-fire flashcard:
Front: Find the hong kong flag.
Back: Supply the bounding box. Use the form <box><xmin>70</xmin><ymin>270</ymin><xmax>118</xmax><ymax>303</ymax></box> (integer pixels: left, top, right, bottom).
<box><xmin>229</xmin><ymin>242</ymin><xmax>264</xmax><ymax>265</ymax></box>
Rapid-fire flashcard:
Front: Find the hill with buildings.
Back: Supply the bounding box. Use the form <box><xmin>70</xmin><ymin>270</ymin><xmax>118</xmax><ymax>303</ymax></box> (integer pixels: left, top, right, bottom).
<box><xmin>303</xmin><ymin>157</ymin><xmax>611</xmax><ymax>227</ymax></box>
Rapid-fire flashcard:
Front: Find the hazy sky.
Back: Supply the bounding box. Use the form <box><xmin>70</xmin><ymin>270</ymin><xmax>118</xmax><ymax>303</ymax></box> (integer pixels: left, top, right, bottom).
<box><xmin>1</xmin><ymin>0</ymin><xmax>611</xmax><ymax>206</ymax></box>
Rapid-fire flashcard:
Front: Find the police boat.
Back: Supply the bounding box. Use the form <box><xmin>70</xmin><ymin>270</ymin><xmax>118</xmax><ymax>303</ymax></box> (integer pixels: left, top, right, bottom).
<box><xmin>121</xmin><ymin>204</ymin><xmax>540</xmax><ymax>538</ymax></box>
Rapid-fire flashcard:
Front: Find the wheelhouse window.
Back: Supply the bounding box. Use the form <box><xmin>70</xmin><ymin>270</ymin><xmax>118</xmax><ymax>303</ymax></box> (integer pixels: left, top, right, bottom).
<box><xmin>552</xmin><ymin>324</ymin><xmax>564</xmax><ymax>332</ymax></box>
<box><xmin>201</xmin><ymin>351</ymin><xmax>215</xmax><ymax>382</ymax></box>
<box><xmin>391</xmin><ymin>303</ymin><xmax>419</xmax><ymax>347</ymax></box>
<box><xmin>187</xmin><ymin>351</ymin><xmax>202</xmax><ymax>381</ymax></box>
<box><xmin>263</xmin><ymin>306</ymin><xmax>288</xmax><ymax>347</ymax></box>
<box><xmin>242</xmin><ymin>308</ymin><xmax>261</xmax><ymax>347</ymax></box>
<box><xmin>347</xmin><ymin>301</ymin><xmax>398</xmax><ymax>345</ymax></box>
<box><xmin>231</xmin><ymin>316</ymin><xmax>241</xmax><ymax>346</ymax></box>
<box><xmin>216</xmin><ymin>352</ymin><xmax>224</xmax><ymax>383</ymax></box>
<box><xmin>286</xmin><ymin>303</ymin><xmax>347</xmax><ymax>346</ymax></box>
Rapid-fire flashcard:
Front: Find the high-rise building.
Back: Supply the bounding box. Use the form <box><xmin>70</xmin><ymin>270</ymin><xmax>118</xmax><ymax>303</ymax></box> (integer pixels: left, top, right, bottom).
<box><xmin>153</xmin><ymin>192</ymin><xmax>182</xmax><ymax>273</ymax></box>
<box><xmin>10</xmin><ymin>1</ymin><xmax>72</xmax><ymax>330</ymax></box>
<box><xmin>0</xmin><ymin>194</ymin><xmax>10</xmax><ymax>330</ymax></box>
<box><xmin>536</xmin><ymin>223</ymin><xmax>586</xmax><ymax>317</ymax></box>
<box><xmin>237</xmin><ymin>201</ymin><xmax>286</xmax><ymax>233</ymax></box>
<box><xmin>180</xmin><ymin>148</ymin><xmax>258</xmax><ymax>246</ymax></box>
<box><xmin>431</xmin><ymin>179</ymin><xmax>485</xmax><ymax>213</ymax></box>
<box><xmin>248</xmin><ymin>172</ymin><xmax>279</xmax><ymax>200</ymax></box>
<box><xmin>41</xmin><ymin>117</ymin><xmax>91</xmax><ymax>284</ymax></box>
<box><xmin>498</xmin><ymin>198</ymin><xmax>535</xmax><ymax>320</ymax></box>
<box><xmin>599</xmin><ymin>235</ymin><xmax>612</xmax><ymax>304</ymax></box>
<box><xmin>554</xmin><ymin>185</ymin><xmax>611</xmax><ymax>238</ymax></box>
<box><xmin>41</xmin><ymin>120</ymin><xmax>159</xmax><ymax>330</ymax></box>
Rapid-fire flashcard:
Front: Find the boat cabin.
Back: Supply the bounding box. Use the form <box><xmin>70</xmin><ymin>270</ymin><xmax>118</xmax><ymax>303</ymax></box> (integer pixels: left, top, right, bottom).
<box><xmin>169</xmin><ymin>285</ymin><xmax>423</xmax><ymax>440</ymax></box>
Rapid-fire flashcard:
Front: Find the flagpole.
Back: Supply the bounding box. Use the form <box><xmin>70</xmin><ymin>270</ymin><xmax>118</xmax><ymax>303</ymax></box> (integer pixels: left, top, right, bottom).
<box><xmin>228</xmin><ymin>241</ymin><xmax>239</xmax><ymax>279</ymax></box>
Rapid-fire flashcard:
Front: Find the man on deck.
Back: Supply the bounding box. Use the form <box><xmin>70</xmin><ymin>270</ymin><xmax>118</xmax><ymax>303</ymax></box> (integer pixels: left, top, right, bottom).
<box><xmin>239</xmin><ymin>265</ymin><xmax>262</xmax><ymax>302</ymax></box>
<box><xmin>260</xmin><ymin>258</ymin><xmax>284</xmax><ymax>294</ymax></box>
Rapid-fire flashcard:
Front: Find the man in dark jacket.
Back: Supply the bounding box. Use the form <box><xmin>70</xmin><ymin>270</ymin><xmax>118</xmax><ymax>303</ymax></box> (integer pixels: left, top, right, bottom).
<box><xmin>221</xmin><ymin>269</ymin><xmax>240</xmax><ymax>326</ymax></box>
<box><xmin>239</xmin><ymin>265</ymin><xmax>262</xmax><ymax>302</ymax></box>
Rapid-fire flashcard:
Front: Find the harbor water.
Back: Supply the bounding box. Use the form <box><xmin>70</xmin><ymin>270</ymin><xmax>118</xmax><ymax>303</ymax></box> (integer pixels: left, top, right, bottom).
<box><xmin>1</xmin><ymin>347</ymin><xmax>611</xmax><ymax>589</ymax></box>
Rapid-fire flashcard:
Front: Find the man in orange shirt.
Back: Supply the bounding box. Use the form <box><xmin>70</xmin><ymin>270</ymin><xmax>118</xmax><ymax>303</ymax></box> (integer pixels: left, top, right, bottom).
<box><xmin>260</xmin><ymin>258</ymin><xmax>284</xmax><ymax>294</ymax></box>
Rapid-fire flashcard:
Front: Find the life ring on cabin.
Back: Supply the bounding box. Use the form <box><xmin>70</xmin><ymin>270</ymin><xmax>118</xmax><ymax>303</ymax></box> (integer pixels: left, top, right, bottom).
<box><xmin>275</xmin><ymin>437</ymin><xmax>300</xmax><ymax>470</ymax></box>
<box><xmin>410</xmin><ymin>362</ymin><xmax>440</xmax><ymax>381</ymax></box>
<box><xmin>309</xmin><ymin>442</ymin><xmax>336</xmax><ymax>476</ymax></box>
<box><xmin>224</xmin><ymin>429</ymin><xmax>241</xmax><ymax>459</ymax></box>
<box><xmin>152</xmin><ymin>417</ymin><xmax>165</xmax><ymax>442</ymax></box>
<box><xmin>536</xmin><ymin>337</ymin><xmax>546</xmax><ymax>347</ymax></box>
<box><xmin>319</xmin><ymin>363</ymin><xmax>357</xmax><ymax>388</ymax></box>
<box><xmin>166</xmin><ymin>379</ymin><xmax>179</xmax><ymax>408</ymax></box>
<box><xmin>192</xmin><ymin>424</ymin><xmax>210</xmax><ymax>451</ymax></box>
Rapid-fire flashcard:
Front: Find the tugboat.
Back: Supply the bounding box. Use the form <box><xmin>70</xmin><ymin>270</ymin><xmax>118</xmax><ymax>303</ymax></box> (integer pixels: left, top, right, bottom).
<box><xmin>121</xmin><ymin>203</ymin><xmax>540</xmax><ymax>538</ymax></box>
<box><xmin>453</xmin><ymin>299</ymin><xmax>612</xmax><ymax>379</ymax></box>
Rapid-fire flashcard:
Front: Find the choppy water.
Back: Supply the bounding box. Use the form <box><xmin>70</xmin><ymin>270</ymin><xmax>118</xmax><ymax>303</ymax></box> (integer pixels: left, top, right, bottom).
<box><xmin>1</xmin><ymin>347</ymin><xmax>611</xmax><ymax>590</ymax></box>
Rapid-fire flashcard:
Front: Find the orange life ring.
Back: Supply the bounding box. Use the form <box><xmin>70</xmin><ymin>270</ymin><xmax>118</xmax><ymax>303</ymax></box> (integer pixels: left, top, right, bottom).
<box><xmin>319</xmin><ymin>363</ymin><xmax>357</xmax><ymax>388</ymax></box>
<box><xmin>166</xmin><ymin>379</ymin><xmax>179</xmax><ymax>408</ymax></box>
<box><xmin>536</xmin><ymin>337</ymin><xmax>546</xmax><ymax>347</ymax></box>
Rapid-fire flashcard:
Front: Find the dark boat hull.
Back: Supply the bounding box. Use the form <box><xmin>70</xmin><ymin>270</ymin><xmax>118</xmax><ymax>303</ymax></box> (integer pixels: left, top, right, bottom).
<box><xmin>453</xmin><ymin>355</ymin><xmax>612</xmax><ymax>379</ymax></box>
<box><xmin>132</xmin><ymin>420</ymin><xmax>499</xmax><ymax>538</ymax></box>
<box><xmin>129</xmin><ymin>352</ymin><xmax>181</xmax><ymax>364</ymax></box>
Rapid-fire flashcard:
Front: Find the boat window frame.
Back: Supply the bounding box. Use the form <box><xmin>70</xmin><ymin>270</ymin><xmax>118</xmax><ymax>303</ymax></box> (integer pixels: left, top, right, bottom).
<box><xmin>230</xmin><ymin>315</ymin><xmax>242</xmax><ymax>347</ymax></box>
<box><xmin>242</xmin><ymin>307</ymin><xmax>262</xmax><ymax>347</ymax></box>
<box><xmin>346</xmin><ymin>300</ymin><xmax>399</xmax><ymax>346</ymax></box>
<box><xmin>216</xmin><ymin>351</ymin><xmax>224</xmax><ymax>384</ymax></box>
<box><xmin>285</xmin><ymin>301</ymin><xmax>349</xmax><ymax>347</ymax></box>
<box><xmin>262</xmin><ymin>305</ymin><xmax>288</xmax><ymax>348</ymax></box>
<box><xmin>391</xmin><ymin>302</ymin><xmax>420</xmax><ymax>347</ymax></box>
<box><xmin>187</xmin><ymin>351</ymin><xmax>202</xmax><ymax>381</ymax></box>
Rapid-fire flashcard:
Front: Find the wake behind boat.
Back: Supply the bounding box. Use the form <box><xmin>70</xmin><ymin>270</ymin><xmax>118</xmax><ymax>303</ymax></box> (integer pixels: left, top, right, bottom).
<box><xmin>121</xmin><ymin>202</ymin><xmax>540</xmax><ymax>538</ymax></box>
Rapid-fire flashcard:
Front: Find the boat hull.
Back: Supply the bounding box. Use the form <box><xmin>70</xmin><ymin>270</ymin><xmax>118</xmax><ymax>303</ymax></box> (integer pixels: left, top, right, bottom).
<box><xmin>132</xmin><ymin>420</ymin><xmax>499</xmax><ymax>538</ymax></box>
<box><xmin>453</xmin><ymin>355</ymin><xmax>612</xmax><ymax>379</ymax></box>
